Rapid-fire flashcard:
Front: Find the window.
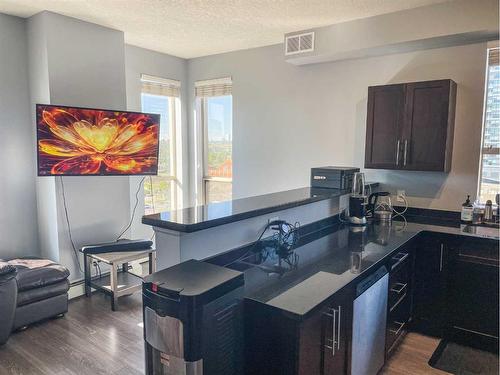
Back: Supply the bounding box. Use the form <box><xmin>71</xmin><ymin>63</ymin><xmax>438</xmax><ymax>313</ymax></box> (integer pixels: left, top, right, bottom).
<box><xmin>141</xmin><ymin>74</ymin><xmax>181</xmax><ymax>214</ymax></box>
<box><xmin>195</xmin><ymin>77</ymin><xmax>233</xmax><ymax>204</ymax></box>
<box><xmin>478</xmin><ymin>47</ymin><xmax>500</xmax><ymax>203</ymax></box>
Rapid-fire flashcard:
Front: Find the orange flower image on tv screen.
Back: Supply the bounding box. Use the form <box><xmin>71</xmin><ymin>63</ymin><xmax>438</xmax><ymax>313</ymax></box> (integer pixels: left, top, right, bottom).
<box><xmin>37</xmin><ymin>105</ymin><xmax>160</xmax><ymax>176</ymax></box>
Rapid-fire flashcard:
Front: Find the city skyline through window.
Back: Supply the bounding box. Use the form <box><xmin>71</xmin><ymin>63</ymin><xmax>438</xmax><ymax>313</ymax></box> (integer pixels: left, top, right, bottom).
<box><xmin>478</xmin><ymin>47</ymin><xmax>500</xmax><ymax>203</ymax></box>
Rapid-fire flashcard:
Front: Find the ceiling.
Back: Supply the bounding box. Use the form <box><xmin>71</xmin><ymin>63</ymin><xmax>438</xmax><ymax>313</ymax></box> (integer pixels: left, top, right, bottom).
<box><xmin>0</xmin><ymin>0</ymin><xmax>452</xmax><ymax>59</ymax></box>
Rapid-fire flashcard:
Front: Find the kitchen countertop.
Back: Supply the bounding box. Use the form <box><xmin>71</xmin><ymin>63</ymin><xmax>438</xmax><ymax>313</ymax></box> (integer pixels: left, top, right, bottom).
<box><xmin>141</xmin><ymin>184</ymin><xmax>378</xmax><ymax>233</ymax></box>
<box><xmin>206</xmin><ymin>219</ymin><xmax>498</xmax><ymax>320</ymax></box>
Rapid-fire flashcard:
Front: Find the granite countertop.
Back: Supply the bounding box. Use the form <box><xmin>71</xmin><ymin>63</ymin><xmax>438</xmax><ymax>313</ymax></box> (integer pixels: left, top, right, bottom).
<box><xmin>206</xmin><ymin>219</ymin><xmax>498</xmax><ymax>320</ymax></box>
<box><xmin>142</xmin><ymin>184</ymin><xmax>378</xmax><ymax>233</ymax></box>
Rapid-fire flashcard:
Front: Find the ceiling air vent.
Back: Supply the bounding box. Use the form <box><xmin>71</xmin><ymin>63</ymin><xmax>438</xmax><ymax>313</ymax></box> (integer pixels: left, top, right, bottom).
<box><xmin>285</xmin><ymin>32</ymin><xmax>315</xmax><ymax>56</ymax></box>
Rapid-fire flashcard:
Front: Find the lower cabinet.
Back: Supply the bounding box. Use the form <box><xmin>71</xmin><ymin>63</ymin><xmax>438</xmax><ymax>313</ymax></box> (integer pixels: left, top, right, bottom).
<box><xmin>244</xmin><ymin>286</ymin><xmax>354</xmax><ymax>375</ymax></box>
<box><xmin>448</xmin><ymin>237</ymin><xmax>499</xmax><ymax>349</ymax></box>
<box><xmin>295</xmin><ymin>286</ymin><xmax>354</xmax><ymax>375</ymax></box>
<box><xmin>412</xmin><ymin>233</ymin><xmax>451</xmax><ymax>335</ymax></box>
<box><xmin>413</xmin><ymin>233</ymin><xmax>499</xmax><ymax>350</ymax></box>
<box><xmin>321</xmin><ymin>288</ymin><xmax>353</xmax><ymax>375</ymax></box>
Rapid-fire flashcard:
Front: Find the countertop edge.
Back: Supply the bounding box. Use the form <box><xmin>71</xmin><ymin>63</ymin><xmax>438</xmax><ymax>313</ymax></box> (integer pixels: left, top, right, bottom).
<box><xmin>142</xmin><ymin>189</ymin><xmax>347</xmax><ymax>233</ymax></box>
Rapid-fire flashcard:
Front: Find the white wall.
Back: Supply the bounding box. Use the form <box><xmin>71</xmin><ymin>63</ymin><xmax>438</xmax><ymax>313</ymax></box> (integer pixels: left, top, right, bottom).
<box><xmin>187</xmin><ymin>42</ymin><xmax>487</xmax><ymax>211</ymax></box>
<box><xmin>0</xmin><ymin>14</ymin><xmax>39</xmax><ymax>259</ymax></box>
<box><xmin>125</xmin><ymin>45</ymin><xmax>189</xmax><ymax>239</ymax></box>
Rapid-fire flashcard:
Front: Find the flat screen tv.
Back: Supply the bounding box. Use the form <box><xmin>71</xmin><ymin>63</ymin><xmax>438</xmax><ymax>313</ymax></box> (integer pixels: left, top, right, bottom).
<box><xmin>36</xmin><ymin>104</ymin><xmax>160</xmax><ymax>176</ymax></box>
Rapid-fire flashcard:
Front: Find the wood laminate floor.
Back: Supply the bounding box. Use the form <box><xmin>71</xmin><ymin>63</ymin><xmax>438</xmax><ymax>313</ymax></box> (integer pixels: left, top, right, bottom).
<box><xmin>0</xmin><ymin>293</ymin><xmax>448</xmax><ymax>375</ymax></box>
<box><xmin>381</xmin><ymin>333</ymin><xmax>450</xmax><ymax>375</ymax></box>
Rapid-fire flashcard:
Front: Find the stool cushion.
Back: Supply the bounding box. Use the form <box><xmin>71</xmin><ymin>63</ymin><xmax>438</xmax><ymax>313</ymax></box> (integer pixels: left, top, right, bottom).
<box><xmin>17</xmin><ymin>279</ymin><xmax>70</xmax><ymax>306</ymax></box>
<box><xmin>80</xmin><ymin>239</ymin><xmax>153</xmax><ymax>254</ymax></box>
<box><xmin>8</xmin><ymin>258</ymin><xmax>70</xmax><ymax>291</ymax></box>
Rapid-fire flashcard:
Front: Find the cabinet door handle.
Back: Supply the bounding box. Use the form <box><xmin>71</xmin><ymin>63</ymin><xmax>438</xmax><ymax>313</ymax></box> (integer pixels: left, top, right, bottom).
<box><xmin>403</xmin><ymin>140</ymin><xmax>408</xmax><ymax>166</ymax></box>
<box><xmin>336</xmin><ymin>306</ymin><xmax>341</xmax><ymax>350</ymax></box>
<box><xmin>391</xmin><ymin>252</ymin><xmax>409</xmax><ymax>270</ymax></box>
<box><xmin>389</xmin><ymin>321</ymin><xmax>406</xmax><ymax>335</ymax></box>
<box><xmin>323</xmin><ymin>308</ymin><xmax>336</xmax><ymax>356</ymax></box>
<box><xmin>324</xmin><ymin>306</ymin><xmax>341</xmax><ymax>356</ymax></box>
<box><xmin>390</xmin><ymin>282</ymin><xmax>408</xmax><ymax>294</ymax></box>
<box><xmin>395</xmin><ymin>140</ymin><xmax>400</xmax><ymax>166</ymax></box>
<box><xmin>439</xmin><ymin>243</ymin><xmax>444</xmax><ymax>272</ymax></box>
<box><xmin>332</xmin><ymin>307</ymin><xmax>337</xmax><ymax>355</ymax></box>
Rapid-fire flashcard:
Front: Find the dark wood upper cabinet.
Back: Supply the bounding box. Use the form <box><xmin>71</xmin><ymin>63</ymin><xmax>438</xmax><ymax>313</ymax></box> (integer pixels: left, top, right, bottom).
<box><xmin>365</xmin><ymin>79</ymin><xmax>456</xmax><ymax>172</ymax></box>
<box><xmin>365</xmin><ymin>84</ymin><xmax>405</xmax><ymax>169</ymax></box>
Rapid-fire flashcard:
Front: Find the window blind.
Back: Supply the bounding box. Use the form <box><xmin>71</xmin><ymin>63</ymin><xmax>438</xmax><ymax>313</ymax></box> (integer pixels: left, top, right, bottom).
<box><xmin>195</xmin><ymin>77</ymin><xmax>232</xmax><ymax>97</ymax></box>
<box><xmin>488</xmin><ymin>47</ymin><xmax>499</xmax><ymax>66</ymax></box>
<box><xmin>141</xmin><ymin>74</ymin><xmax>180</xmax><ymax>97</ymax></box>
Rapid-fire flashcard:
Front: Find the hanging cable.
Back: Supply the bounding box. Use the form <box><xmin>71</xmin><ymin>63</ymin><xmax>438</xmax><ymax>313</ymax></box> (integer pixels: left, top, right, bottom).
<box><xmin>223</xmin><ymin>220</ymin><xmax>300</xmax><ymax>267</ymax></box>
<box><xmin>148</xmin><ymin>176</ymin><xmax>156</xmax><ymax>241</ymax></box>
<box><xmin>149</xmin><ymin>176</ymin><xmax>156</xmax><ymax>213</ymax></box>
<box><xmin>59</xmin><ymin>176</ymin><xmax>83</xmax><ymax>273</ymax></box>
<box><xmin>116</xmin><ymin>177</ymin><xmax>145</xmax><ymax>241</ymax></box>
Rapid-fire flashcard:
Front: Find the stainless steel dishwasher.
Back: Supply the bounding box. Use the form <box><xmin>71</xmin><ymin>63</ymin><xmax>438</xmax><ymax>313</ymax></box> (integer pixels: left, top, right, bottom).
<box><xmin>351</xmin><ymin>266</ymin><xmax>389</xmax><ymax>375</ymax></box>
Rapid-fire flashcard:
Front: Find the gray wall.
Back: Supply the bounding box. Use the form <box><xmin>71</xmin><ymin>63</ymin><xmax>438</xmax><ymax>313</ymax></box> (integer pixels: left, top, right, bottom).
<box><xmin>188</xmin><ymin>42</ymin><xmax>487</xmax><ymax>211</ymax></box>
<box><xmin>125</xmin><ymin>45</ymin><xmax>189</xmax><ymax>239</ymax></box>
<box><xmin>27</xmin><ymin>12</ymin><xmax>130</xmax><ymax>280</ymax></box>
<box><xmin>0</xmin><ymin>14</ymin><xmax>39</xmax><ymax>259</ymax></box>
<box><xmin>27</xmin><ymin>12</ymin><xmax>57</xmax><ymax>262</ymax></box>
<box><xmin>287</xmin><ymin>0</ymin><xmax>498</xmax><ymax>65</ymax></box>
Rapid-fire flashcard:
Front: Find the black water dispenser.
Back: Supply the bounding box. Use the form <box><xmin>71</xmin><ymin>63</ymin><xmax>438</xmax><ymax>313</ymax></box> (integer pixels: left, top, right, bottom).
<box><xmin>142</xmin><ymin>259</ymin><xmax>244</xmax><ymax>375</ymax></box>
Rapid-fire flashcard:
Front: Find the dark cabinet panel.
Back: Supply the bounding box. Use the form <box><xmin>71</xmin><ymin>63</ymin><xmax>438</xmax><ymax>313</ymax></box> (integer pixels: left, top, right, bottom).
<box><xmin>244</xmin><ymin>301</ymin><xmax>301</xmax><ymax>375</ymax></box>
<box><xmin>364</xmin><ymin>79</ymin><xmax>456</xmax><ymax>172</ymax></box>
<box><xmin>403</xmin><ymin>80</ymin><xmax>456</xmax><ymax>171</ymax></box>
<box><xmin>413</xmin><ymin>234</ymin><xmax>450</xmax><ymax>336</ymax></box>
<box><xmin>244</xmin><ymin>285</ymin><xmax>354</xmax><ymax>375</ymax></box>
<box><xmin>297</xmin><ymin>309</ymin><xmax>323</xmax><ymax>375</ymax></box>
<box><xmin>451</xmin><ymin>260</ymin><xmax>499</xmax><ymax>337</ymax></box>
<box><xmin>322</xmin><ymin>288</ymin><xmax>353</xmax><ymax>375</ymax></box>
<box><xmin>413</xmin><ymin>234</ymin><xmax>499</xmax><ymax>351</ymax></box>
<box><xmin>449</xmin><ymin>238</ymin><xmax>499</xmax><ymax>343</ymax></box>
<box><xmin>365</xmin><ymin>84</ymin><xmax>405</xmax><ymax>169</ymax></box>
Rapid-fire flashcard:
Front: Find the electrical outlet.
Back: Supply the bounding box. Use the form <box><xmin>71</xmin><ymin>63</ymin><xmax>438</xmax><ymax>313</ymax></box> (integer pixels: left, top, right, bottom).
<box><xmin>397</xmin><ymin>190</ymin><xmax>406</xmax><ymax>203</ymax></box>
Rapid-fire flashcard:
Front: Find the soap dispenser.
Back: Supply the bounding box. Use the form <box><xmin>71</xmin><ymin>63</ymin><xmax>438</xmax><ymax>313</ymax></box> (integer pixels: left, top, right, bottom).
<box><xmin>461</xmin><ymin>195</ymin><xmax>473</xmax><ymax>223</ymax></box>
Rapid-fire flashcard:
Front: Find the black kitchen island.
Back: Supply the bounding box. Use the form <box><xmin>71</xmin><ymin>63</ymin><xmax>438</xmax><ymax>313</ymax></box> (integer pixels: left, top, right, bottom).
<box><xmin>206</xmin><ymin>219</ymin><xmax>497</xmax><ymax>319</ymax></box>
<box><xmin>201</xmin><ymin>217</ymin><xmax>499</xmax><ymax>375</ymax></box>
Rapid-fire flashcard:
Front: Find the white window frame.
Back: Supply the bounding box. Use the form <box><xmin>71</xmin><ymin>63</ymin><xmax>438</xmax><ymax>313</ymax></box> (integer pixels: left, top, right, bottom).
<box><xmin>200</xmin><ymin>97</ymin><xmax>232</xmax><ymax>204</ymax></box>
<box><xmin>140</xmin><ymin>75</ymin><xmax>182</xmax><ymax>214</ymax></box>
<box><xmin>194</xmin><ymin>77</ymin><xmax>233</xmax><ymax>205</ymax></box>
<box><xmin>477</xmin><ymin>42</ymin><xmax>500</xmax><ymax>203</ymax></box>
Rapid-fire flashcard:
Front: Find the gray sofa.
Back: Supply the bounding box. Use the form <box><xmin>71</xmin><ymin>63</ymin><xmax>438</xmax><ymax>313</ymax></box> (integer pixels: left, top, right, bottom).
<box><xmin>0</xmin><ymin>258</ymin><xmax>70</xmax><ymax>344</ymax></box>
<box><xmin>0</xmin><ymin>263</ymin><xmax>17</xmax><ymax>345</ymax></box>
